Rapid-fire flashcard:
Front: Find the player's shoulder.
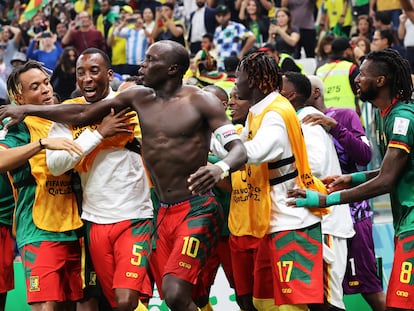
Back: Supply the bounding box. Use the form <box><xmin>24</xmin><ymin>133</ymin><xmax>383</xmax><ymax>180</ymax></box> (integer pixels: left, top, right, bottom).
<box><xmin>62</xmin><ymin>97</ymin><xmax>86</xmax><ymax>105</ymax></box>
<box><xmin>182</xmin><ymin>85</ymin><xmax>213</xmax><ymax>101</ymax></box>
<box><xmin>119</xmin><ymin>85</ymin><xmax>155</xmax><ymax>99</ymax></box>
<box><xmin>128</xmin><ymin>85</ymin><xmax>154</xmax><ymax>93</ymax></box>
<box><xmin>181</xmin><ymin>85</ymin><xmax>223</xmax><ymax>114</ymax></box>
<box><xmin>182</xmin><ymin>84</ymin><xmax>203</xmax><ymax>95</ymax></box>
<box><xmin>390</xmin><ymin>101</ymin><xmax>414</xmax><ymax>122</ymax></box>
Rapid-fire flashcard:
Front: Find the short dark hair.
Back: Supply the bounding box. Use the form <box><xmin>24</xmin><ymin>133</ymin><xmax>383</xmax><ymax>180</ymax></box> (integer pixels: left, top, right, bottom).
<box><xmin>80</xmin><ymin>48</ymin><xmax>112</xmax><ymax>69</ymax></box>
<box><xmin>284</xmin><ymin>71</ymin><xmax>311</xmax><ymax>102</ymax></box>
<box><xmin>202</xmin><ymin>33</ymin><xmax>214</xmax><ymax>42</ymax></box>
<box><xmin>377</xmin><ymin>29</ymin><xmax>394</xmax><ymax>48</ymax></box>
<box><xmin>162</xmin><ymin>2</ymin><xmax>174</xmax><ymax>11</ymax></box>
<box><xmin>223</xmin><ymin>56</ymin><xmax>239</xmax><ymax>73</ymax></box>
<box><xmin>374</xmin><ymin>11</ymin><xmax>391</xmax><ymax>25</ymax></box>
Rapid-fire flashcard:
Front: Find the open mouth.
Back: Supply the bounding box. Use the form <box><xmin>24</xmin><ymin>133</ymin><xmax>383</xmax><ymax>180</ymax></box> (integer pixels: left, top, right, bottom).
<box><xmin>83</xmin><ymin>87</ymin><xmax>96</xmax><ymax>97</ymax></box>
<box><xmin>44</xmin><ymin>97</ymin><xmax>54</xmax><ymax>104</ymax></box>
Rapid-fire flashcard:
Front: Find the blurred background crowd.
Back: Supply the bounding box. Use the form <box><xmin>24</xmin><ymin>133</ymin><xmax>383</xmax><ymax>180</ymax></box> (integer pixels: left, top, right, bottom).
<box><xmin>0</xmin><ymin>0</ymin><xmax>412</xmax><ymax>104</ymax></box>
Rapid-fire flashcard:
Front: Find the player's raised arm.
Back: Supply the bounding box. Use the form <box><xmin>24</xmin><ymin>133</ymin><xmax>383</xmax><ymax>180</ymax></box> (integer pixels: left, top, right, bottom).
<box><xmin>0</xmin><ymin>86</ymin><xmax>155</xmax><ymax>129</ymax></box>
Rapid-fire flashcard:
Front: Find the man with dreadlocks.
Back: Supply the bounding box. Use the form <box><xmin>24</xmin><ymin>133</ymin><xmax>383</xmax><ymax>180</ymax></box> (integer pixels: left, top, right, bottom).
<box><xmin>211</xmin><ymin>52</ymin><xmax>328</xmax><ymax>310</ymax></box>
<box><xmin>288</xmin><ymin>48</ymin><xmax>414</xmax><ymax>311</ymax></box>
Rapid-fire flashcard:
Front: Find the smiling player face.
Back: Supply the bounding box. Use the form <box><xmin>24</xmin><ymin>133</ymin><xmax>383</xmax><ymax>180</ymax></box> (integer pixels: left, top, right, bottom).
<box><xmin>15</xmin><ymin>68</ymin><xmax>54</xmax><ymax>106</ymax></box>
<box><xmin>76</xmin><ymin>53</ymin><xmax>113</xmax><ymax>103</ymax></box>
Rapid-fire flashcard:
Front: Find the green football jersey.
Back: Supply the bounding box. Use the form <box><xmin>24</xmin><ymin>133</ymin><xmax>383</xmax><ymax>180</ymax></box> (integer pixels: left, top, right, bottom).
<box><xmin>378</xmin><ymin>101</ymin><xmax>414</xmax><ymax>236</ymax></box>
<box><xmin>0</xmin><ymin>173</ymin><xmax>14</xmax><ymax>226</ymax></box>
<box><xmin>1</xmin><ymin>122</ymin><xmax>79</xmax><ymax>249</ymax></box>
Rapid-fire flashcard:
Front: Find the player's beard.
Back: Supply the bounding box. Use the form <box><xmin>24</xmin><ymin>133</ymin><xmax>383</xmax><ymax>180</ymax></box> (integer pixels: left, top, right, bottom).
<box><xmin>359</xmin><ymin>81</ymin><xmax>378</xmax><ymax>102</ymax></box>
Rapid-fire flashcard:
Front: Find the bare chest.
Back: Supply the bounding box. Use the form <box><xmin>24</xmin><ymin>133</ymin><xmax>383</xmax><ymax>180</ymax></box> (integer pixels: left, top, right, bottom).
<box><xmin>138</xmin><ymin>98</ymin><xmax>206</xmax><ymax>138</ymax></box>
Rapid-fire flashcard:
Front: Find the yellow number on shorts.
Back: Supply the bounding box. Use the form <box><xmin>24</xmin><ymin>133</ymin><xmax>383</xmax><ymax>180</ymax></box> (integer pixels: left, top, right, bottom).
<box><xmin>181</xmin><ymin>236</ymin><xmax>200</xmax><ymax>258</ymax></box>
<box><xmin>276</xmin><ymin>260</ymin><xmax>293</xmax><ymax>282</ymax></box>
<box><xmin>400</xmin><ymin>261</ymin><xmax>412</xmax><ymax>284</ymax></box>
<box><xmin>131</xmin><ymin>244</ymin><xmax>143</xmax><ymax>266</ymax></box>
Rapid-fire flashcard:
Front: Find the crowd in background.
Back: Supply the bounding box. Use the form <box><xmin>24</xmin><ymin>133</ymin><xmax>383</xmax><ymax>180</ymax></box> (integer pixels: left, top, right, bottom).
<box><xmin>0</xmin><ymin>1</ymin><xmax>414</xmax><ymax>311</ymax></box>
<box><xmin>0</xmin><ymin>0</ymin><xmax>411</xmax><ymax>105</ymax></box>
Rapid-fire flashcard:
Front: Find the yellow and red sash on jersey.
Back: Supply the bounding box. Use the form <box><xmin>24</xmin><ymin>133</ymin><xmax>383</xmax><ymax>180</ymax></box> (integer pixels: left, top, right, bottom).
<box><xmin>229</xmin><ymin>95</ymin><xmax>329</xmax><ymax>238</ymax></box>
<box><xmin>229</xmin><ymin>123</ymin><xmax>271</xmax><ymax>237</ymax></box>
<box><xmin>267</xmin><ymin>97</ymin><xmax>329</xmax><ymax>209</ymax></box>
<box><xmin>65</xmin><ymin>97</ymin><xmax>136</xmax><ymax>172</ymax></box>
<box><xmin>25</xmin><ymin>116</ymin><xmax>83</xmax><ymax>232</ymax></box>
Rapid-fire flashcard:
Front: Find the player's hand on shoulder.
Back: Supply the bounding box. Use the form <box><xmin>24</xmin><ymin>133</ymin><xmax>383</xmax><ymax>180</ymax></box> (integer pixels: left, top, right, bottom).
<box><xmin>97</xmin><ymin>108</ymin><xmax>137</xmax><ymax>138</ymax></box>
<box><xmin>139</xmin><ymin>86</ymin><xmax>157</xmax><ymax>103</ymax></box>
<box><xmin>0</xmin><ymin>104</ymin><xmax>27</xmax><ymax>130</ymax></box>
<box><xmin>302</xmin><ymin>113</ymin><xmax>337</xmax><ymax>129</ymax></box>
<box><xmin>113</xmin><ymin>85</ymin><xmax>156</xmax><ymax>111</ymax></box>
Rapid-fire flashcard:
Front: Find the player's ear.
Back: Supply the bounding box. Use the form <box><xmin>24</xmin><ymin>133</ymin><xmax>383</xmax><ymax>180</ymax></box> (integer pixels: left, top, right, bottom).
<box><xmin>14</xmin><ymin>93</ymin><xmax>24</xmax><ymax>105</ymax></box>
<box><xmin>107</xmin><ymin>68</ymin><xmax>114</xmax><ymax>82</ymax></box>
<box><xmin>168</xmin><ymin>64</ymin><xmax>179</xmax><ymax>75</ymax></box>
<box><xmin>376</xmin><ymin>75</ymin><xmax>385</xmax><ymax>87</ymax></box>
<box><xmin>313</xmin><ymin>87</ymin><xmax>321</xmax><ymax>99</ymax></box>
<box><xmin>247</xmin><ymin>80</ymin><xmax>254</xmax><ymax>89</ymax></box>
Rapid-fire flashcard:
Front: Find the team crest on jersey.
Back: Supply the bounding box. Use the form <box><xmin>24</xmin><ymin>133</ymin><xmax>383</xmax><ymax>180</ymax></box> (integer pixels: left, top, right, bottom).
<box><xmin>89</xmin><ymin>272</ymin><xmax>97</xmax><ymax>286</ymax></box>
<box><xmin>29</xmin><ymin>276</ymin><xmax>40</xmax><ymax>292</ymax></box>
<box><xmin>393</xmin><ymin>117</ymin><xmax>410</xmax><ymax>136</ymax></box>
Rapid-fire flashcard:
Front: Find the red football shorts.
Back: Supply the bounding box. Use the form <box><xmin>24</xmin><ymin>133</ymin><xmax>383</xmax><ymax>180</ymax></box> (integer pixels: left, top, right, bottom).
<box><xmin>21</xmin><ymin>240</ymin><xmax>83</xmax><ymax>303</ymax></box>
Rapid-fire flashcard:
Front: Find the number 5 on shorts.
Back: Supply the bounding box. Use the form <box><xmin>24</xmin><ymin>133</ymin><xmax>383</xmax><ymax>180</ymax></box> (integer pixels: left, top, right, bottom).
<box><xmin>131</xmin><ymin>244</ymin><xmax>143</xmax><ymax>266</ymax></box>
